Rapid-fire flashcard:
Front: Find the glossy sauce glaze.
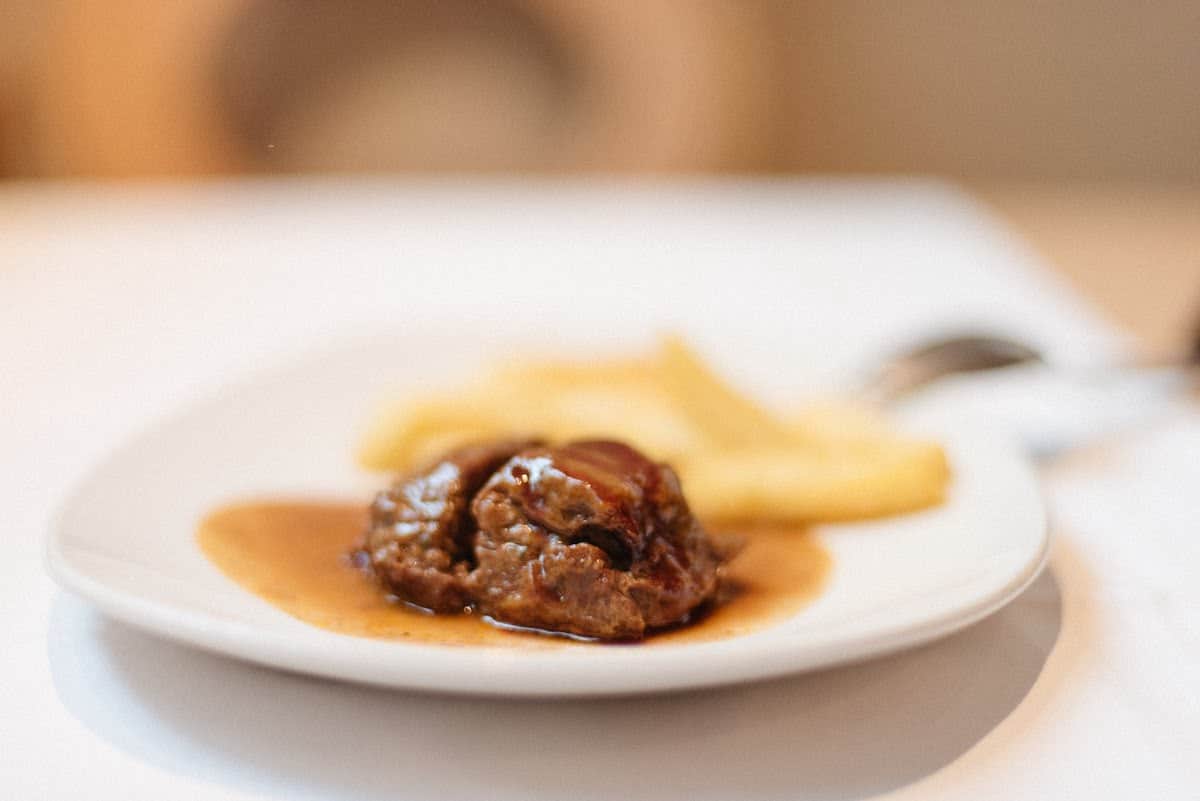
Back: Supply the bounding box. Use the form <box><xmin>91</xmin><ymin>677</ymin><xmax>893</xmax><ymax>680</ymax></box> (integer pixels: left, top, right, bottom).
<box><xmin>197</xmin><ymin>501</ymin><xmax>830</xmax><ymax>647</ymax></box>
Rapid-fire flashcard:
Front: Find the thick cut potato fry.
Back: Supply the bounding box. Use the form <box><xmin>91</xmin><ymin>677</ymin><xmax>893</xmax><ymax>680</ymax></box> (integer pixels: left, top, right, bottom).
<box><xmin>657</xmin><ymin>336</ymin><xmax>792</xmax><ymax>449</ymax></box>
<box><xmin>677</xmin><ymin>441</ymin><xmax>950</xmax><ymax>521</ymax></box>
<box><xmin>358</xmin><ymin>338</ymin><xmax>951</xmax><ymax>523</ymax></box>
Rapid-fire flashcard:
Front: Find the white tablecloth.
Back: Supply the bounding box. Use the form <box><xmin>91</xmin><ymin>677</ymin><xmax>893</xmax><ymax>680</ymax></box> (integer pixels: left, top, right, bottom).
<box><xmin>2</xmin><ymin>180</ymin><xmax>1196</xmax><ymax>799</ymax></box>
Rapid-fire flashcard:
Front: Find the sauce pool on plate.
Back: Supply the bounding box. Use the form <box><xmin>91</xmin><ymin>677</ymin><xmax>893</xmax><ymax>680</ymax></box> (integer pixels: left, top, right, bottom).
<box><xmin>197</xmin><ymin>501</ymin><xmax>830</xmax><ymax>646</ymax></box>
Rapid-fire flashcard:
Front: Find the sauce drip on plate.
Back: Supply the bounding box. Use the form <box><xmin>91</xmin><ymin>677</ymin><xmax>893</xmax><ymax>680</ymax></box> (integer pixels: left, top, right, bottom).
<box><xmin>198</xmin><ymin>501</ymin><xmax>830</xmax><ymax>647</ymax></box>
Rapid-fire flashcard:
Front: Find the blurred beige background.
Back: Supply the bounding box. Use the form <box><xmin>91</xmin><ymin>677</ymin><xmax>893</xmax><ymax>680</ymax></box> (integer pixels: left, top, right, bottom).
<box><xmin>1</xmin><ymin>1</ymin><xmax>1197</xmax><ymax>351</ymax></box>
<box><xmin>2</xmin><ymin>1</ymin><xmax>1198</xmax><ymax>179</ymax></box>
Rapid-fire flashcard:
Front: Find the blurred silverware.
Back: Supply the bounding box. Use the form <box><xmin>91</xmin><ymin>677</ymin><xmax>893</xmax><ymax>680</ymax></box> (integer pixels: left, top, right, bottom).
<box><xmin>861</xmin><ymin>334</ymin><xmax>1045</xmax><ymax>404</ymax></box>
<box><xmin>863</xmin><ymin>326</ymin><xmax>1200</xmax><ymax>405</ymax></box>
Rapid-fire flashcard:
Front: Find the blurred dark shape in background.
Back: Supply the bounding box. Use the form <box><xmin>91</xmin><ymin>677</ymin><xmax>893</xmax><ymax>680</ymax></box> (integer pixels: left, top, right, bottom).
<box><xmin>1</xmin><ymin>1</ymin><xmax>1198</xmax><ymax>180</ymax></box>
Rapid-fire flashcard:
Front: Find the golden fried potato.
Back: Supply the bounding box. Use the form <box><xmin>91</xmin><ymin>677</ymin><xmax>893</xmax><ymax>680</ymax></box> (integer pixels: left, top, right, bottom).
<box><xmin>358</xmin><ymin>337</ymin><xmax>951</xmax><ymax>523</ymax></box>
<box><xmin>676</xmin><ymin>440</ymin><xmax>950</xmax><ymax>522</ymax></box>
<box><xmin>657</xmin><ymin>335</ymin><xmax>792</xmax><ymax>449</ymax></box>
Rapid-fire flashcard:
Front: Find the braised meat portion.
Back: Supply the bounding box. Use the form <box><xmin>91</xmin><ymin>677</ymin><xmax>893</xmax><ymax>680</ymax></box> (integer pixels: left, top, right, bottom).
<box><xmin>467</xmin><ymin>441</ymin><xmax>727</xmax><ymax>638</ymax></box>
<box><xmin>363</xmin><ymin>439</ymin><xmax>733</xmax><ymax>639</ymax></box>
<box><xmin>363</xmin><ymin>438</ymin><xmax>538</xmax><ymax>612</ymax></box>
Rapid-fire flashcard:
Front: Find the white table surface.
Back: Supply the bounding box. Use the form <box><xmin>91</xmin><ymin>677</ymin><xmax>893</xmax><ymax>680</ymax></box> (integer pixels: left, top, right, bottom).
<box><xmin>2</xmin><ymin>179</ymin><xmax>1196</xmax><ymax>799</ymax></box>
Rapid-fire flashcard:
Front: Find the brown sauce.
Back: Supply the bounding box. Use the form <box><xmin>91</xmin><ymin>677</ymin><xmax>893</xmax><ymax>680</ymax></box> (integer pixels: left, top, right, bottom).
<box><xmin>198</xmin><ymin>501</ymin><xmax>830</xmax><ymax>647</ymax></box>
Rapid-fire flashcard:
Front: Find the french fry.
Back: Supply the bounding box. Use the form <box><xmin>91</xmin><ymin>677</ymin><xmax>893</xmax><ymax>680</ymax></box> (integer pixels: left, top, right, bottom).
<box><xmin>676</xmin><ymin>440</ymin><xmax>950</xmax><ymax>522</ymax></box>
<box><xmin>357</xmin><ymin>336</ymin><xmax>951</xmax><ymax>523</ymax></box>
<box><xmin>656</xmin><ymin>336</ymin><xmax>793</xmax><ymax>449</ymax></box>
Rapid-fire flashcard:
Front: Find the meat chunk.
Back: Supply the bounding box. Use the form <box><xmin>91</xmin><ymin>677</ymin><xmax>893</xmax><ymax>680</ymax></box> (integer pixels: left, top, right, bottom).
<box><xmin>363</xmin><ymin>438</ymin><xmax>538</xmax><ymax>612</ymax></box>
<box><xmin>468</xmin><ymin>441</ymin><xmax>728</xmax><ymax>639</ymax></box>
<box><xmin>362</xmin><ymin>438</ymin><xmax>733</xmax><ymax>639</ymax></box>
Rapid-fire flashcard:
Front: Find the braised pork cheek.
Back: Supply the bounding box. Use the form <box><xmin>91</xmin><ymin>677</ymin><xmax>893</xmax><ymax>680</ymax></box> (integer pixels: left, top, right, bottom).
<box><xmin>362</xmin><ymin>439</ymin><xmax>733</xmax><ymax>639</ymax></box>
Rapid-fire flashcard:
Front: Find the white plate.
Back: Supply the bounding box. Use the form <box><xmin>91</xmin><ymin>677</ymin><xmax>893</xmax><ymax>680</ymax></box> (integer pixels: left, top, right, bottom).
<box><xmin>47</xmin><ymin>336</ymin><xmax>1047</xmax><ymax>698</ymax></box>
